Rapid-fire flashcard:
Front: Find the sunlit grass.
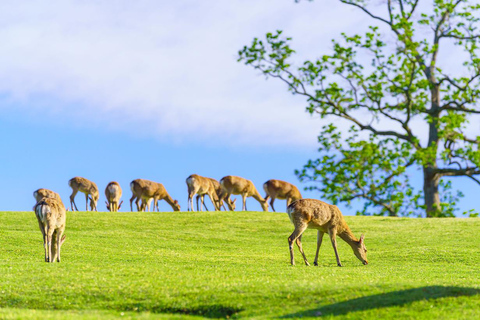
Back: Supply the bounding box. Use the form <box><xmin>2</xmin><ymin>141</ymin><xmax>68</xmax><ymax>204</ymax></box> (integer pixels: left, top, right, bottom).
<box><xmin>0</xmin><ymin>210</ymin><xmax>479</xmax><ymax>319</ymax></box>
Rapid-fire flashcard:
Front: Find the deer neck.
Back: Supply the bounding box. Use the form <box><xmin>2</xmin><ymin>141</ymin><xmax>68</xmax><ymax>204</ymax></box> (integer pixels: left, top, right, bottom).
<box><xmin>251</xmin><ymin>188</ymin><xmax>265</xmax><ymax>203</ymax></box>
<box><xmin>338</xmin><ymin>227</ymin><xmax>359</xmax><ymax>248</ymax></box>
<box><xmin>163</xmin><ymin>194</ymin><xmax>177</xmax><ymax>209</ymax></box>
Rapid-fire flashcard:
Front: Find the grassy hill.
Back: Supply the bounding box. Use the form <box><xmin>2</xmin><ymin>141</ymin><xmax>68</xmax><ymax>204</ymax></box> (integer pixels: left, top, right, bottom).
<box><xmin>0</xmin><ymin>210</ymin><xmax>479</xmax><ymax>319</ymax></box>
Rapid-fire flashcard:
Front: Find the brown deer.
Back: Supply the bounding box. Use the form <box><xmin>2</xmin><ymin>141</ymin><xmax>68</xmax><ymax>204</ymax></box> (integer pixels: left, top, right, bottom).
<box><xmin>186</xmin><ymin>174</ymin><xmax>220</xmax><ymax>211</ymax></box>
<box><xmin>33</xmin><ymin>188</ymin><xmax>63</xmax><ymax>205</ymax></box>
<box><xmin>287</xmin><ymin>199</ymin><xmax>368</xmax><ymax>267</ymax></box>
<box><xmin>34</xmin><ymin>197</ymin><xmax>66</xmax><ymax>263</ymax></box>
<box><xmin>68</xmin><ymin>177</ymin><xmax>99</xmax><ymax>211</ymax></box>
<box><xmin>263</xmin><ymin>179</ymin><xmax>302</xmax><ymax>212</ymax></box>
<box><xmin>219</xmin><ymin>175</ymin><xmax>268</xmax><ymax>211</ymax></box>
<box><xmin>105</xmin><ymin>181</ymin><xmax>123</xmax><ymax>212</ymax></box>
<box><xmin>207</xmin><ymin>178</ymin><xmax>236</xmax><ymax>211</ymax></box>
<box><xmin>130</xmin><ymin>179</ymin><xmax>181</xmax><ymax>212</ymax></box>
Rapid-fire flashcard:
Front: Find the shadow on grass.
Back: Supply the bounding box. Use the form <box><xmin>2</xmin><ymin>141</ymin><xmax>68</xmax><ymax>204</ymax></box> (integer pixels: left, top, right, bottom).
<box><xmin>120</xmin><ymin>303</ymin><xmax>243</xmax><ymax>318</ymax></box>
<box><xmin>282</xmin><ymin>286</ymin><xmax>480</xmax><ymax>318</ymax></box>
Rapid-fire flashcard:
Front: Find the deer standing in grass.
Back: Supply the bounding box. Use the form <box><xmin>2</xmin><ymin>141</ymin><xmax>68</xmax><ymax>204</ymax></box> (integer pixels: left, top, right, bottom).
<box><xmin>186</xmin><ymin>174</ymin><xmax>220</xmax><ymax>211</ymax></box>
<box><xmin>68</xmin><ymin>177</ymin><xmax>99</xmax><ymax>211</ymax></box>
<box><xmin>263</xmin><ymin>179</ymin><xmax>302</xmax><ymax>212</ymax></box>
<box><xmin>220</xmin><ymin>176</ymin><xmax>268</xmax><ymax>211</ymax></box>
<box><xmin>105</xmin><ymin>181</ymin><xmax>123</xmax><ymax>212</ymax></box>
<box><xmin>33</xmin><ymin>188</ymin><xmax>64</xmax><ymax>205</ymax></box>
<box><xmin>208</xmin><ymin>178</ymin><xmax>236</xmax><ymax>211</ymax></box>
<box><xmin>34</xmin><ymin>197</ymin><xmax>66</xmax><ymax>263</ymax></box>
<box><xmin>130</xmin><ymin>179</ymin><xmax>181</xmax><ymax>212</ymax></box>
<box><xmin>287</xmin><ymin>199</ymin><xmax>368</xmax><ymax>267</ymax></box>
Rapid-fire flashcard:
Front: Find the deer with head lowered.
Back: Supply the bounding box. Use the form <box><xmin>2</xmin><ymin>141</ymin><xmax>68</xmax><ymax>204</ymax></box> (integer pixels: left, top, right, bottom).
<box><xmin>207</xmin><ymin>177</ymin><xmax>236</xmax><ymax>211</ymax></box>
<box><xmin>105</xmin><ymin>181</ymin><xmax>123</xmax><ymax>212</ymax></box>
<box><xmin>219</xmin><ymin>175</ymin><xmax>268</xmax><ymax>211</ymax></box>
<box><xmin>130</xmin><ymin>179</ymin><xmax>181</xmax><ymax>212</ymax></box>
<box><xmin>263</xmin><ymin>179</ymin><xmax>302</xmax><ymax>212</ymax></box>
<box><xmin>186</xmin><ymin>174</ymin><xmax>220</xmax><ymax>211</ymax></box>
<box><xmin>34</xmin><ymin>197</ymin><xmax>66</xmax><ymax>262</ymax></box>
<box><xmin>287</xmin><ymin>199</ymin><xmax>368</xmax><ymax>267</ymax></box>
<box><xmin>68</xmin><ymin>177</ymin><xmax>99</xmax><ymax>211</ymax></box>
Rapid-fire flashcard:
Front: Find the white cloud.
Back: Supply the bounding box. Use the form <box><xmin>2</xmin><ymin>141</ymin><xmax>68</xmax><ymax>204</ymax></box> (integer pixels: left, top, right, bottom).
<box><xmin>0</xmin><ymin>0</ymin><xmax>395</xmax><ymax>147</ymax></box>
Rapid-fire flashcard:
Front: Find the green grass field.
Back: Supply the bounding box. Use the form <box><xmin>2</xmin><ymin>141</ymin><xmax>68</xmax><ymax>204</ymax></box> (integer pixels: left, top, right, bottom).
<box><xmin>0</xmin><ymin>210</ymin><xmax>479</xmax><ymax>319</ymax></box>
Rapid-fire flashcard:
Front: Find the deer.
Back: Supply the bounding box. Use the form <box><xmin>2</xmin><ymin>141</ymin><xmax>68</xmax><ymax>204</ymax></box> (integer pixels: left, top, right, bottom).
<box><xmin>219</xmin><ymin>175</ymin><xmax>268</xmax><ymax>211</ymax></box>
<box><xmin>129</xmin><ymin>179</ymin><xmax>181</xmax><ymax>212</ymax></box>
<box><xmin>263</xmin><ymin>179</ymin><xmax>302</xmax><ymax>212</ymax></box>
<box><xmin>33</xmin><ymin>188</ymin><xmax>64</xmax><ymax>205</ymax></box>
<box><xmin>105</xmin><ymin>181</ymin><xmax>123</xmax><ymax>212</ymax></box>
<box><xmin>287</xmin><ymin>199</ymin><xmax>368</xmax><ymax>267</ymax></box>
<box><xmin>68</xmin><ymin>177</ymin><xmax>99</xmax><ymax>211</ymax></box>
<box><xmin>34</xmin><ymin>197</ymin><xmax>66</xmax><ymax>263</ymax></box>
<box><xmin>208</xmin><ymin>178</ymin><xmax>236</xmax><ymax>211</ymax></box>
<box><xmin>186</xmin><ymin>174</ymin><xmax>220</xmax><ymax>211</ymax></box>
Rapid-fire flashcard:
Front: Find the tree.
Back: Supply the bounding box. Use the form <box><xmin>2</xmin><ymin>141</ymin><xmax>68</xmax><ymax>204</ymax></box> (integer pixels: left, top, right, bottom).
<box><xmin>238</xmin><ymin>0</ymin><xmax>480</xmax><ymax>217</ymax></box>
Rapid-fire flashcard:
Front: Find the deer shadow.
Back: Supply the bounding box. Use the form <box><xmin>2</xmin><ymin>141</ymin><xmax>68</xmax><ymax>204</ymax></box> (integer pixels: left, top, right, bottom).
<box><xmin>282</xmin><ymin>286</ymin><xmax>480</xmax><ymax>318</ymax></box>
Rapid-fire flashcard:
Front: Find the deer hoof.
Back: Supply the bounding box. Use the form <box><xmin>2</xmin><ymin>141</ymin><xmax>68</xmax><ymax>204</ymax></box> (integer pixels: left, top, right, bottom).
<box><xmin>337</xmin><ymin>263</ymin><xmax>343</xmax><ymax>267</ymax></box>
<box><xmin>313</xmin><ymin>262</ymin><xmax>318</xmax><ymax>266</ymax></box>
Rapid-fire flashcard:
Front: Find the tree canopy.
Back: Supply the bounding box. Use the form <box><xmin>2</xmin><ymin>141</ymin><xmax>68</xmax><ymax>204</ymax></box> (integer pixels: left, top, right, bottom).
<box><xmin>239</xmin><ymin>0</ymin><xmax>480</xmax><ymax>217</ymax></box>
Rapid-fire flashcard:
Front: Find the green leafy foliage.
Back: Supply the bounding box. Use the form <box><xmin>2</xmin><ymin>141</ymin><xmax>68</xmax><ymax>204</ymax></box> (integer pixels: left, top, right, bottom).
<box><xmin>239</xmin><ymin>0</ymin><xmax>480</xmax><ymax>217</ymax></box>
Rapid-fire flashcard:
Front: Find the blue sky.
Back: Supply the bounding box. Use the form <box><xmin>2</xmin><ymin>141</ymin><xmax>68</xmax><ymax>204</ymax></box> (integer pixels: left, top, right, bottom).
<box><xmin>0</xmin><ymin>0</ymin><xmax>478</xmax><ymax>215</ymax></box>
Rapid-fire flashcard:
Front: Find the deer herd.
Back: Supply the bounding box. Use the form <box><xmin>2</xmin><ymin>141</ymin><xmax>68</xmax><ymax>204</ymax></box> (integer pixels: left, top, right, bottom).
<box><xmin>32</xmin><ymin>174</ymin><xmax>368</xmax><ymax>266</ymax></box>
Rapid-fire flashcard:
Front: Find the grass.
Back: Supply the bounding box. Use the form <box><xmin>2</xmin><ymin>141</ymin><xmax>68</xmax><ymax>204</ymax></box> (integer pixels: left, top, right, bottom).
<box><xmin>0</xmin><ymin>209</ymin><xmax>479</xmax><ymax>319</ymax></box>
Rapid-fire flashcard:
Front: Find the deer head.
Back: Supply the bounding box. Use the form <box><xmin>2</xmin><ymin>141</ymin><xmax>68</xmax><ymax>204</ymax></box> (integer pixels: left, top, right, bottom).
<box><xmin>352</xmin><ymin>234</ymin><xmax>368</xmax><ymax>265</ymax></box>
<box><xmin>172</xmin><ymin>200</ymin><xmax>181</xmax><ymax>212</ymax></box>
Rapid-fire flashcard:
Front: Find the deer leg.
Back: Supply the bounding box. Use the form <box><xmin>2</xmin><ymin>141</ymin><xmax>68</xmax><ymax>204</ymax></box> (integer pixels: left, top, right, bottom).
<box><xmin>328</xmin><ymin>228</ymin><xmax>342</xmax><ymax>267</ymax></box>
<box><xmin>207</xmin><ymin>193</ymin><xmax>219</xmax><ymax>211</ymax></box>
<box><xmin>70</xmin><ymin>190</ymin><xmax>79</xmax><ymax>211</ymax></box>
<box><xmin>187</xmin><ymin>194</ymin><xmax>192</xmax><ymax>211</ymax></box>
<box><xmin>195</xmin><ymin>195</ymin><xmax>200</xmax><ymax>211</ymax></box>
<box><xmin>313</xmin><ymin>231</ymin><xmax>325</xmax><ymax>266</ymax></box>
<box><xmin>51</xmin><ymin>230</ymin><xmax>58</xmax><ymax>263</ymax></box>
<box><xmin>56</xmin><ymin>229</ymin><xmax>64</xmax><ymax>262</ymax></box>
<box><xmin>84</xmin><ymin>193</ymin><xmax>89</xmax><ymax>211</ymax></box>
<box><xmin>42</xmin><ymin>226</ymin><xmax>48</xmax><ymax>262</ymax></box>
<box><xmin>295</xmin><ymin>235</ymin><xmax>310</xmax><ymax>266</ymax></box>
<box><xmin>270</xmin><ymin>198</ymin><xmax>276</xmax><ymax>212</ymax></box>
<box><xmin>129</xmin><ymin>195</ymin><xmax>136</xmax><ymax>212</ymax></box>
<box><xmin>201</xmin><ymin>195</ymin><xmax>209</xmax><ymax>211</ymax></box>
<box><xmin>135</xmin><ymin>197</ymin><xmax>142</xmax><ymax>212</ymax></box>
<box><xmin>288</xmin><ymin>223</ymin><xmax>307</xmax><ymax>266</ymax></box>
<box><xmin>46</xmin><ymin>230</ymin><xmax>53</xmax><ymax>263</ymax></box>
<box><xmin>242</xmin><ymin>195</ymin><xmax>247</xmax><ymax>211</ymax></box>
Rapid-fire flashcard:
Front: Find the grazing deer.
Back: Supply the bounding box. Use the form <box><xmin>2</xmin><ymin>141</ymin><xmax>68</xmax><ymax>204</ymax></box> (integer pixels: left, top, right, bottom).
<box><xmin>130</xmin><ymin>179</ymin><xmax>181</xmax><ymax>212</ymax></box>
<box><xmin>33</xmin><ymin>188</ymin><xmax>64</xmax><ymax>205</ymax></box>
<box><xmin>207</xmin><ymin>178</ymin><xmax>236</xmax><ymax>211</ymax></box>
<box><xmin>219</xmin><ymin>176</ymin><xmax>268</xmax><ymax>211</ymax></box>
<box><xmin>34</xmin><ymin>197</ymin><xmax>66</xmax><ymax>263</ymax></box>
<box><xmin>287</xmin><ymin>199</ymin><xmax>368</xmax><ymax>267</ymax></box>
<box><xmin>186</xmin><ymin>174</ymin><xmax>220</xmax><ymax>211</ymax></box>
<box><xmin>105</xmin><ymin>181</ymin><xmax>123</xmax><ymax>212</ymax></box>
<box><xmin>263</xmin><ymin>179</ymin><xmax>302</xmax><ymax>212</ymax></box>
<box><xmin>68</xmin><ymin>177</ymin><xmax>99</xmax><ymax>211</ymax></box>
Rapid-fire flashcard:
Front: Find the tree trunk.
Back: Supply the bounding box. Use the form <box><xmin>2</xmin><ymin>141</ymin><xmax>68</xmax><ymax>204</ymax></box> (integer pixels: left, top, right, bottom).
<box><xmin>423</xmin><ymin>167</ymin><xmax>440</xmax><ymax>217</ymax></box>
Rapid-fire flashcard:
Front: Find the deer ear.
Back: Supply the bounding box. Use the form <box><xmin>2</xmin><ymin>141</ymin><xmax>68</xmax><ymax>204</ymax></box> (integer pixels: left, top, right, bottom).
<box><xmin>359</xmin><ymin>234</ymin><xmax>365</xmax><ymax>244</ymax></box>
<box><xmin>174</xmin><ymin>200</ymin><xmax>178</xmax><ymax>204</ymax></box>
<box><xmin>233</xmin><ymin>199</ymin><xmax>237</xmax><ymax>204</ymax></box>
